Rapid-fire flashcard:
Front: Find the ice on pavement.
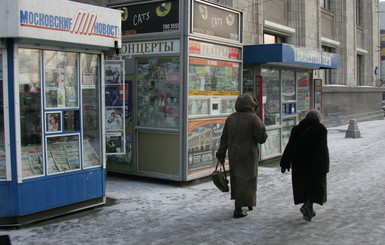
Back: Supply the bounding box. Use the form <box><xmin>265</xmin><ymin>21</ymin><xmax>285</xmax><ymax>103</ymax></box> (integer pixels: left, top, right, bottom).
<box><xmin>1</xmin><ymin>120</ymin><xmax>385</xmax><ymax>245</ymax></box>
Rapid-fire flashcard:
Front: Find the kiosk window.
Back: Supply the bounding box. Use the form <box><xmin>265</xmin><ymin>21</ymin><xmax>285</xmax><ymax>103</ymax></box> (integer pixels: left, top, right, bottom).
<box><xmin>44</xmin><ymin>51</ymin><xmax>79</xmax><ymax>109</ymax></box>
<box><xmin>261</xmin><ymin>68</ymin><xmax>280</xmax><ymax>126</ymax></box>
<box><xmin>81</xmin><ymin>54</ymin><xmax>101</xmax><ymax>168</ymax></box>
<box><xmin>137</xmin><ymin>57</ymin><xmax>180</xmax><ymax>129</ymax></box>
<box><xmin>46</xmin><ymin>135</ymin><xmax>80</xmax><ymax>173</ymax></box>
<box><xmin>0</xmin><ymin>53</ymin><xmax>5</xmax><ymax>180</ymax></box>
<box><xmin>188</xmin><ymin>57</ymin><xmax>239</xmax><ymax>92</ymax></box>
<box><xmin>18</xmin><ymin>48</ymin><xmax>43</xmax><ymax>178</ymax></box>
<box><xmin>297</xmin><ymin>72</ymin><xmax>311</xmax><ymax>116</ymax></box>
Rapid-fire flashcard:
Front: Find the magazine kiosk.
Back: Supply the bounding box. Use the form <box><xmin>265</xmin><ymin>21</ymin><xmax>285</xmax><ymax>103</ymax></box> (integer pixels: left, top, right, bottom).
<box><xmin>0</xmin><ymin>0</ymin><xmax>121</xmax><ymax>226</ymax></box>
<box><xmin>243</xmin><ymin>43</ymin><xmax>339</xmax><ymax>161</ymax></box>
<box><xmin>107</xmin><ymin>0</ymin><xmax>243</xmax><ymax>182</ymax></box>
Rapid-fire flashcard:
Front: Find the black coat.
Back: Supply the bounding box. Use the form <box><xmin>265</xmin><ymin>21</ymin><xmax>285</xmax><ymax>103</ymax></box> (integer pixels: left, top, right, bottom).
<box><xmin>280</xmin><ymin>118</ymin><xmax>329</xmax><ymax>205</ymax></box>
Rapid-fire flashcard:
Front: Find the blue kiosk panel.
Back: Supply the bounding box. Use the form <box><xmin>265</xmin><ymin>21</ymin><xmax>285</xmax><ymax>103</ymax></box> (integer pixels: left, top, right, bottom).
<box><xmin>17</xmin><ymin>169</ymin><xmax>105</xmax><ymax>216</ymax></box>
<box><xmin>243</xmin><ymin>43</ymin><xmax>339</xmax><ymax>69</ymax></box>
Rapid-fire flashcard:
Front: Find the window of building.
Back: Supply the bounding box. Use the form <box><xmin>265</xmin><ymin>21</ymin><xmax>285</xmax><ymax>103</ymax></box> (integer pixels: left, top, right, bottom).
<box><xmin>320</xmin><ymin>0</ymin><xmax>331</xmax><ymax>10</ymax></box>
<box><xmin>263</xmin><ymin>33</ymin><xmax>286</xmax><ymax>44</ymax></box>
<box><xmin>356</xmin><ymin>0</ymin><xmax>362</xmax><ymax>26</ymax></box>
<box><xmin>357</xmin><ymin>54</ymin><xmax>364</xmax><ymax>86</ymax></box>
<box><xmin>321</xmin><ymin>46</ymin><xmax>335</xmax><ymax>84</ymax></box>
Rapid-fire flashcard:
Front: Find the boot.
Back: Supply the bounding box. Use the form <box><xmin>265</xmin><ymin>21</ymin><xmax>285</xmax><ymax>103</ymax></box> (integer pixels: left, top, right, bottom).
<box><xmin>233</xmin><ymin>207</ymin><xmax>248</xmax><ymax>218</ymax></box>
<box><xmin>300</xmin><ymin>199</ymin><xmax>315</xmax><ymax>222</ymax></box>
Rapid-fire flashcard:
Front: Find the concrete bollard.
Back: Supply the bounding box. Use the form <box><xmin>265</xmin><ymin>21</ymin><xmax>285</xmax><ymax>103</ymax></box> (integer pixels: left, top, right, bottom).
<box><xmin>345</xmin><ymin>119</ymin><xmax>361</xmax><ymax>138</ymax></box>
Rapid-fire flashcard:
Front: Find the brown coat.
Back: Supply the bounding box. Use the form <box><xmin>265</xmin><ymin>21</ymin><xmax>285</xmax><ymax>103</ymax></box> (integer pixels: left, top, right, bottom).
<box><xmin>216</xmin><ymin>94</ymin><xmax>268</xmax><ymax>208</ymax></box>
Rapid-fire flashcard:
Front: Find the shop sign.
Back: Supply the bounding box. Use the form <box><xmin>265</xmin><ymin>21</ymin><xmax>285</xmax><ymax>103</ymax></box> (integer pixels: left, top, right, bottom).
<box><xmin>243</xmin><ymin>44</ymin><xmax>339</xmax><ymax>69</ymax></box>
<box><xmin>0</xmin><ymin>0</ymin><xmax>121</xmax><ymax>48</ymax></box>
<box><xmin>294</xmin><ymin>48</ymin><xmax>332</xmax><ymax>67</ymax></box>
<box><xmin>189</xmin><ymin>40</ymin><xmax>240</xmax><ymax>60</ymax></box>
<box><xmin>121</xmin><ymin>40</ymin><xmax>180</xmax><ymax>56</ymax></box>
<box><xmin>192</xmin><ymin>0</ymin><xmax>240</xmax><ymax>42</ymax></box>
<box><xmin>110</xmin><ymin>0</ymin><xmax>179</xmax><ymax>36</ymax></box>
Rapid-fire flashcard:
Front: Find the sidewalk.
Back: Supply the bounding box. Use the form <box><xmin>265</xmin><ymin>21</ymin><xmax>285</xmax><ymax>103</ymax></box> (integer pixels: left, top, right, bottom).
<box><xmin>1</xmin><ymin>120</ymin><xmax>385</xmax><ymax>245</ymax></box>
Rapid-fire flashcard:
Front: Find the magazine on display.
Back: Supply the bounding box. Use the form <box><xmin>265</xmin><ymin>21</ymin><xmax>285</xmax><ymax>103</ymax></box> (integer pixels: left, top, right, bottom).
<box><xmin>105</xmin><ymin>60</ymin><xmax>126</xmax><ymax>155</ymax></box>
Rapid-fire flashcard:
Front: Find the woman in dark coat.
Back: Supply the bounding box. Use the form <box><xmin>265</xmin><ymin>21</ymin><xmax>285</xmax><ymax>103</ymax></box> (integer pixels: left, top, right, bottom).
<box><xmin>216</xmin><ymin>94</ymin><xmax>268</xmax><ymax>218</ymax></box>
<box><xmin>280</xmin><ymin>109</ymin><xmax>329</xmax><ymax>222</ymax></box>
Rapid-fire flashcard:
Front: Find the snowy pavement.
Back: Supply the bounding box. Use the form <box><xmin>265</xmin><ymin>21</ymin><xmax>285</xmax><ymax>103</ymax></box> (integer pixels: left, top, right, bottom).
<box><xmin>1</xmin><ymin>120</ymin><xmax>385</xmax><ymax>245</ymax></box>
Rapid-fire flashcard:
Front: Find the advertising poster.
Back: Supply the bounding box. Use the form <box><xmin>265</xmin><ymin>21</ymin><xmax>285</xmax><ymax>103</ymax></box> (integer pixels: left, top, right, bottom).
<box><xmin>45</xmin><ymin>112</ymin><xmax>62</xmax><ymax>133</ymax></box>
<box><xmin>187</xmin><ymin>118</ymin><xmax>226</xmax><ymax>175</ymax></box>
<box><xmin>192</xmin><ymin>0</ymin><xmax>240</xmax><ymax>41</ymax></box>
<box><xmin>107</xmin><ymin>81</ymin><xmax>133</xmax><ymax>165</ymax></box>
<box><xmin>106</xmin><ymin>85</ymin><xmax>123</xmax><ymax>107</ymax></box>
<box><xmin>105</xmin><ymin>60</ymin><xmax>125</xmax><ymax>155</ymax></box>
<box><xmin>112</xmin><ymin>0</ymin><xmax>179</xmax><ymax>35</ymax></box>
<box><xmin>106</xmin><ymin>132</ymin><xmax>124</xmax><ymax>154</ymax></box>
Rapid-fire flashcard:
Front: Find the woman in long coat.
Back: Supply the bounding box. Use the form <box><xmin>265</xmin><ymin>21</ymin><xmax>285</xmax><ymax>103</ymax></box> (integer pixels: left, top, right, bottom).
<box><xmin>216</xmin><ymin>94</ymin><xmax>268</xmax><ymax>218</ymax></box>
<box><xmin>280</xmin><ymin>109</ymin><xmax>329</xmax><ymax>222</ymax></box>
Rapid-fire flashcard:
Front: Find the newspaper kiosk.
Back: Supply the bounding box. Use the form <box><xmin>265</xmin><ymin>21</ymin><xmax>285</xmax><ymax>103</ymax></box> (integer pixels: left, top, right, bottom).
<box><xmin>0</xmin><ymin>0</ymin><xmax>121</xmax><ymax>226</ymax></box>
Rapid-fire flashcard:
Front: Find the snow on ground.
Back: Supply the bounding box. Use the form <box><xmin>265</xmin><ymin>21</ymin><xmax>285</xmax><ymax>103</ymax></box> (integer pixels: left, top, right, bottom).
<box><xmin>1</xmin><ymin>120</ymin><xmax>385</xmax><ymax>245</ymax></box>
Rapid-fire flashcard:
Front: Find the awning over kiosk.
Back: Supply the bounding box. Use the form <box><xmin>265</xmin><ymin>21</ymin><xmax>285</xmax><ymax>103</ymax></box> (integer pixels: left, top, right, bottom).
<box><xmin>243</xmin><ymin>43</ymin><xmax>339</xmax><ymax>69</ymax></box>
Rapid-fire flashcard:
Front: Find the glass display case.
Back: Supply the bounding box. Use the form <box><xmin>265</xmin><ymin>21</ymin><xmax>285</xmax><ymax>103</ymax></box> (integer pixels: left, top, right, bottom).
<box><xmin>18</xmin><ymin>48</ymin><xmax>43</xmax><ymax>178</ymax></box>
<box><xmin>281</xmin><ymin>70</ymin><xmax>296</xmax><ymax>116</ymax></box>
<box><xmin>261</xmin><ymin>68</ymin><xmax>280</xmax><ymax>126</ymax></box>
<box><xmin>188</xmin><ymin>97</ymin><xmax>209</xmax><ymax>116</ymax></box>
<box><xmin>44</xmin><ymin>51</ymin><xmax>78</xmax><ymax>109</ymax></box>
<box><xmin>261</xmin><ymin>129</ymin><xmax>281</xmax><ymax>159</ymax></box>
<box><xmin>0</xmin><ymin>53</ymin><xmax>5</xmax><ymax>180</ymax></box>
<box><xmin>282</xmin><ymin>117</ymin><xmax>296</xmax><ymax>149</ymax></box>
<box><xmin>137</xmin><ymin>57</ymin><xmax>180</xmax><ymax>128</ymax></box>
<box><xmin>297</xmin><ymin>72</ymin><xmax>311</xmax><ymax>117</ymax></box>
<box><xmin>221</xmin><ymin>97</ymin><xmax>237</xmax><ymax>114</ymax></box>
<box><xmin>81</xmin><ymin>54</ymin><xmax>101</xmax><ymax>168</ymax></box>
<box><xmin>46</xmin><ymin>135</ymin><xmax>80</xmax><ymax>173</ymax></box>
<box><xmin>188</xmin><ymin>57</ymin><xmax>239</xmax><ymax>92</ymax></box>
<box><xmin>242</xmin><ymin>65</ymin><xmax>254</xmax><ymax>94</ymax></box>
<box><xmin>18</xmin><ymin>49</ymin><xmax>102</xmax><ymax>178</ymax></box>
<box><xmin>188</xmin><ymin>57</ymin><xmax>240</xmax><ymax>117</ymax></box>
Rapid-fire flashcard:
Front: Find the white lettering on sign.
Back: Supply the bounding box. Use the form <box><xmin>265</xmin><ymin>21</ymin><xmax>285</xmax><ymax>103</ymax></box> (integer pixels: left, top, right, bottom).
<box><xmin>201</xmin><ymin>43</ymin><xmax>228</xmax><ymax>57</ymax></box>
<box><xmin>211</xmin><ymin>17</ymin><xmax>223</xmax><ymax>28</ymax></box>
<box><xmin>121</xmin><ymin>40</ymin><xmax>180</xmax><ymax>55</ymax></box>
<box><xmin>294</xmin><ymin>48</ymin><xmax>333</xmax><ymax>66</ymax></box>
<box><xmin>133</xmin><ymin>12</ymin><xmax>150</xmax><ymax>26</ymax></box>
<box><xmin>19</xmin><ymin>10</ymin><xmax>120</xmax><ymax>38</ymax></box>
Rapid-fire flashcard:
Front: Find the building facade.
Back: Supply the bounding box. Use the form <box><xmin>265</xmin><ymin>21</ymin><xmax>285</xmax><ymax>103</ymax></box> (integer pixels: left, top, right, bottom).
<box><xmin>380</xmin><ymin>1</ymin><xmax>385</xmax><ymax>90</ymax></box>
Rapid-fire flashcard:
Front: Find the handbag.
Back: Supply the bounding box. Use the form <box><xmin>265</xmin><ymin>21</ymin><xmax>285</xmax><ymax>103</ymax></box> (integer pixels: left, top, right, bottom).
<box><xmin>211</xmin><ymin>161</ymin><xmax>229</xmax><ymax>192</ymax></box>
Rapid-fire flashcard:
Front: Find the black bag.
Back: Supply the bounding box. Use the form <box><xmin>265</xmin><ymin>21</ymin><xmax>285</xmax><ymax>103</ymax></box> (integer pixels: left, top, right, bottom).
<box><xmin>211</xmin><ymin>161</ymin><xmax>229</xmax><ymax>192</ymax></box>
